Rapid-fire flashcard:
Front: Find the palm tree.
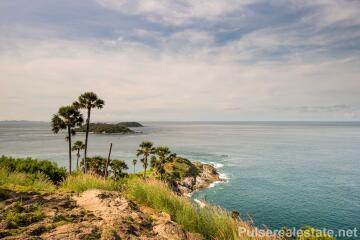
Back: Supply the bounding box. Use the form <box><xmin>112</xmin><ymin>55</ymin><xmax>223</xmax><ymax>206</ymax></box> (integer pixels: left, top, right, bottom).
<box><xmin>132</xmin><ymin>159</ymin><xmax>137</xmax><ymax>174</ymax></box>
<box><xmin>153</xmin><ymin>146</ymin><xmax>171</xmax><ymax>180</ymax></box>
<box><xmin>52</xmin><ymin>105</ymin><xmax>83</xmax><ymax>174</ymax></box>
<box><xmin>136</xmin><ymin>141</ymin><xmax>155</xmax><ymax>180</ymax></box>
<box><xmin>74</xmin><ymin>92</ymin><xmax>104</xmax><ymax>171</ymax></box>
<box><xmin>72</xmin><ymin>140</ymin><xmax>85</xmax><ymax>170</ymax></box>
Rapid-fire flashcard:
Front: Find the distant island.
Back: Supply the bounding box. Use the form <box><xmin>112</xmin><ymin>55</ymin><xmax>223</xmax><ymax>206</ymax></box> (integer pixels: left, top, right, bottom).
<box><xmin>75</xmin><ymin>122</ymin><xmax>143</xmax><ymax>134</ymax></box>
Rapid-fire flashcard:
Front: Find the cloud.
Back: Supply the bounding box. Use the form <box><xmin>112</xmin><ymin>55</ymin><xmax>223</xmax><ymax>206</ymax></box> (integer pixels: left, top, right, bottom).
<box><xmin>96</xmin><ymin>0</ymin><xmax>255</xmax><ymax>26</ymax></box>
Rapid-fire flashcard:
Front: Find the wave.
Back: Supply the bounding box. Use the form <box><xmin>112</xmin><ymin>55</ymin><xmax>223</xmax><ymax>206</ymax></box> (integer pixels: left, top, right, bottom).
<box><xmin>194</xmin><ymin>198</ymin><xmax>206</xmax><ymax>208</ymax></box>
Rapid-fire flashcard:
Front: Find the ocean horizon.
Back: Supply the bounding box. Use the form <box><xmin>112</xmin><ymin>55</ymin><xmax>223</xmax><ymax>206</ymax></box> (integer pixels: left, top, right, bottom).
<box><xmin>1</xmin><ymin>121</ymin><xmax>359</xmax><ymax>237</ymax></box>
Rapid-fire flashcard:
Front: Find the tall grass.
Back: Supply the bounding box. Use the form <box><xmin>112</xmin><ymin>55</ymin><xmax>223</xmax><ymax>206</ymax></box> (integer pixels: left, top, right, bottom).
<box><xmin>0</xmin><ymin>168</ymin><xmax>56</xmax><ymax>193</ymax></box>
<box><xmin>126</xmin><ymin>178</ymin><xmax>239</xmax><ymax>240</ymax></box>
<box><xmin>59</xmin><ymin>173</ymin><xmax>122</xmax><ymax>193</ymax></box>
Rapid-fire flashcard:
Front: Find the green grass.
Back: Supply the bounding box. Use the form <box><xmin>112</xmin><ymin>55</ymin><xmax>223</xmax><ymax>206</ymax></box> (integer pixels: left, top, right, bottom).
<box><xmin>59</xmin><ymin>172</ymin><xmax>123</xmax><ymax>193</ymax></box>
<box><xmin>126</xmin><ymin>178</ymin><xmax>239</xmax><ymax>240</ymax></box>
<box><xmin>0</xmin><ymin>168</ymin><xmax>56</xmax><ymax>193</ymax></box>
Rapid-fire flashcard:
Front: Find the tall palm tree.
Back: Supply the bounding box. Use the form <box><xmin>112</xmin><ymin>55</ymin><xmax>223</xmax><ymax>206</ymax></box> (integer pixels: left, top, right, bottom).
<box><xmin>136</xmin><ymin>141</ymin><xmax>155</xmax><ymax>180</ymax></box>
<box><xmin>74</xmin><ymin>92</ymin><xmax>104</xmax><ymax>171</ymax></box>
<box><xmin>153</xmin><ymin>146</ymin><xmax>171</xmax><ymax>180</ymax></box>
<box><xmin>52</xmin><ymin>105</ymin><xmax>83</xmax><ymax>174</ymax></box>
<box><xmin>132</xmin><ymin>159</ymin><xmax>137</xmax><ymax>174</ymax></box>
<box><xmin>72</xmin><ymin>140</ymin><xmax>85</xmax><ymax>170</ymax></box>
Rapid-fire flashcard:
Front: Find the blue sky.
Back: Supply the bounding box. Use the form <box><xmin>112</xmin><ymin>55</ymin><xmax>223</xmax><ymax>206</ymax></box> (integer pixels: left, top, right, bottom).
<box><xmin>1</xmin><ymin>0</ymin><xmax>360</xmax><ymax>121</ymax></box>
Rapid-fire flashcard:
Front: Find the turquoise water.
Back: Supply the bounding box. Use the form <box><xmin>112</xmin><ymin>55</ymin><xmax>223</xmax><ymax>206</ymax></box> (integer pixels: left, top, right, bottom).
<box><xmin>1</xmin><ymin>121</ymin><xmax>359</xmax><ymax>236</ymax></box>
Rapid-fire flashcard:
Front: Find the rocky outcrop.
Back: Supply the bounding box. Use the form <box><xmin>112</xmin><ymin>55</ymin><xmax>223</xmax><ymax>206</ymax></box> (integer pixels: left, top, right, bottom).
<box><xmin>0</xmin><ymin>190</ymin><xmax>203</xmax><ymax>240</ymax></box>
<box><xmin>174</xmin><ymin>163</ymin><xmax>223</xmax><ymax>196</ymax></box>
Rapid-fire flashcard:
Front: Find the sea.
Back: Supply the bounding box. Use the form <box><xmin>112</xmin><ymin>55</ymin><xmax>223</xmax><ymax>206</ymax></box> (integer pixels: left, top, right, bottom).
<box><xmin>0</xmin><ymin>121</ymin><xmax>359</xmax><ymax>238</ymax></box>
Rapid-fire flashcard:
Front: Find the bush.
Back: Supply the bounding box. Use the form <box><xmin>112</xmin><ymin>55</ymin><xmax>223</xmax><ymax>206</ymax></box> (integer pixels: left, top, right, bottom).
<box><xmin>0</xmin><ymin>168</ymin><xmax>56</xmax><ymax>193</ymax></box>
<box><xmin>60</xmin><ymin>173</ymin><xmax>123</xmax><ymax>193</ymax></box>
<box><xmin>126</xmin><ymin>178</ymin><xmax>238</xmax><ymax>240</ymax></box>
<box><xmin>0</xmin><ymin>155</ymin><xmax>67</xmax><ymax>184</ymax></box>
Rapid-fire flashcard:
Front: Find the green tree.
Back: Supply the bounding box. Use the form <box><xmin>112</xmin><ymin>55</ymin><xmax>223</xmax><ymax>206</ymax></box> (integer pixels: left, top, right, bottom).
<box><xmin>80</xmin><ymin>156</ymin><xmax>106</xmax><ymax>176</ymax></box>
<box><xmin>72</xmin><ymin>141</ymin><xmax>85</xmax><ymax>170</ymax></box>
<box><xmin>136</xmin><ymin>141</ymin><xmax>155</xmax><ymax>180</ymax></box>
<box><xmin>132</xmin><ymin>159</ymin><xmax>137</xmax><ymax>174</ymax></box>
<box><xmin>52</xmin><ymin>105</ymin><xmax>83</xmax><ymax>174</ymax></box>
<box><xmin>110</xmin><ymin>160</ymin><xmax>128</xmax><ymax>180</ymax></box>
<box><xmin>151</xmin><ymin>146</ymin><xmax>171</xmax><ymax>180</ymax></box>
<box><xmin>74</xmin><ymin>92</ymin><xmax>104</xmax><ymax>171</ymax></box>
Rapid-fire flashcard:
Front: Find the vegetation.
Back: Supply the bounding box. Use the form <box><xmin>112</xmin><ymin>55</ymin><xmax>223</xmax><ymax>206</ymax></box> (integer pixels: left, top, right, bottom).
<box><xmin>73</xmin><ymin>92</ymin><xmax>105</xmax><ymax>166</ymax></box>
<box><xmin>75</xmin><ymin>122</ymin><xmax>134</xmax><ymax>134</ymax></box>
<box><xmin>118</xmin><ymin>122</ymin><xmax>143</xmax><ymax>127</ymax></box>
<box><xmin>1</xmin><ymin>201</ymin><xmax>44</xmax><ymax>228</ymax></box>
<box><xmin>59</xmin><ymin>172</ymin><xmax>121</xmax><ymax>193</ymax></box>
<box><xmin>79</xmin><ymin>156</ymin><xmax>129</xmax><ymax>179</ymax></box>
<box><xmin>0</xmin><ymin>155</ymin><xmax>66</xmax><ymax>183</ymax></box>
<box><xmin>0</xmin><ymin>168</ymin><xmax>56</xmax><ymax>193</ymax></box>
<box><xmin>110</xmin><ymin>160</ymin><xmax>128</xmax><ymax>180</ymax></box>
<box><xmin>51</xmin><ymin>105</ymin><xmax>83</xmax><ymax>174</ymax></box>
<box><xmin>297</xmin><ymin>227</ymin><xmax>335</xmax><ymax>240</ymax></box>
<box><xmin>72</xmin><ymin>140</ymin><xmax>85</xmax><ymax>170</ymax></box>
<box><xmin>132</xmin><ymin>159</ymin><xmax>137</xmax><ymax>173</ymax></box>
<box><xmin>136</xmin><ymin>141</ymin><xmax>155</xmax><ymax>179</ymax></box>
<box><xmin>126</xmin><ymin>178</ymin><xmax>239</xmax><ymax>240</ymax></box>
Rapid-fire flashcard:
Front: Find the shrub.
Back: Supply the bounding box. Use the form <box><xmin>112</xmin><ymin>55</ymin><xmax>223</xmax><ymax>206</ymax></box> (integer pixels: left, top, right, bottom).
<box><xmin>0</xmin><ymin>155</ymin><xmax>67</xmax><ymax>183</ymax></box>
<box><xmin>60</xmin><ymin>173</ymin><xmax>123</xmax><ymax>193</ymax></box>
<box><xmin>126</xmin><ymin>178</ymin><xmax>238</xmax><ymax>240</ymax></box>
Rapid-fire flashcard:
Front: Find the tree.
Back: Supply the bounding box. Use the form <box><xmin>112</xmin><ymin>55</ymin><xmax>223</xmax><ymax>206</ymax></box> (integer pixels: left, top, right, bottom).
<box><xmin>52</xmin><ymin>105</ymin><xmax>83</xmax><ymax>174</ymax></box>
<box><xmin>110</xmin><ymin>160</ymin><xmax>128</xmax><ymax>180</ymax></box>
<box><xmin>71</xmin><ymin>141</ymin><xmax>85</xmax><ymax>170</ymax></box>
<box><xmin>152</xmin><ymin>146</ymin><xmax>171</xmax><ymax>180</ymax></box>
<box><xmin>132</xmin><ymin>159</ymin><xmax>137</xmax><ymax>174</ymax></box>
<box><xmin>80</xmin><ymin>156</ymin><xmax>106</xmax><ymax>176</ymax></box>
<box><xmin>136</xmin><ymin>141</ymin><xmax>155</xmax><ymax>180</ymax></box>
<box><xmin>74</xmin><ymin>92</ymin><xmax>104</xmax><ymax>171</ymax></box>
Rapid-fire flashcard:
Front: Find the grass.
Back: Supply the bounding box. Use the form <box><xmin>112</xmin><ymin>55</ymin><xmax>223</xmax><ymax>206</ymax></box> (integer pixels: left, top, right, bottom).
<box><xmin>59</xmin><ymin>172</ymin><xmax>123</xmax><ymax>193</ymax></box>
<box><xmin>0</xmin><ymin>168</ymin><xmax>56</xmax><ymax>193</ymax></box>
<box><xmin>126</xmin><ymin>178</ymin><xmax>239</xmax><ymax>240</ymax></box>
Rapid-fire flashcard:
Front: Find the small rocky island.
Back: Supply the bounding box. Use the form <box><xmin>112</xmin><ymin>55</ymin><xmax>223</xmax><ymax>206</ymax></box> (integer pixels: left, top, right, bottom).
<box><xmin>75</xmin><ymin>122</ymin><xmax>143</xmax><ymax>134</ymax></box>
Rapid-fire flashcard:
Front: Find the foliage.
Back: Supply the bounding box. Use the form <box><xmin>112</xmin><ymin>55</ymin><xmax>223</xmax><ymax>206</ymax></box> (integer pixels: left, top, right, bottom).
<box><xmin>59</xmin><ymin>173</ymin><xmax>122</xmax><ymax>193</ymax></box>
<box><xmin>52</xmin><ymin>104</ymin><xmax>84</xmax><ymax>173</ymax></box>
<box><xmin>0</xmin><ymin>155</ymin><xmax>66</xmax><ymax>184</ymax></box>
<box><xmin>118</xmin><ymin>122</ymin><xmax>143</xmax><ymax>127</ymax></box>
<box><xmin>80</xmin><ymin>156</ymin><xmax>107</xmax><ymax>176</ymax></box>
<box><xmin>110</xmin><ymin>160</ymin><xmax>129</xmax><ymax>180</ymax></box>
<box><xmin>163</xmin><ymin>157</ymin><xmax>200</xmax><ymax>181</ymax></box>
<box><xmin>0</xmin><ymin>168</ymin><xmax>56</xmax><ymax>193</ymax></box>
<box><xmin>75</xmin><ymin>123</ymin><xmax>134</xmax><ymax>134</ymax></box>
<box><xmin>126</xmin><ymin>178</ymin><xmax>238</xmax><ymax>240</ymax></box>
<box><xmin>80</xmin><ymin>156</ymin><xmax>129</xmax><ymax>179</ymax></box>
<box><xmin>136</xmin><ymin>141</ymin><xmax>155</xmax><ymax>179</ymax></box>
<box><xmin>297</xmin><ymin>227</ymin><xmax>336</xmax><ymax>240</ymax></box>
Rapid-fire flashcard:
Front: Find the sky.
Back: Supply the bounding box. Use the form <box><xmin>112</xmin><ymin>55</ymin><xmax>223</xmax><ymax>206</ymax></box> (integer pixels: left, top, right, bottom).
<box><xmin>0</xmin><ymin>0</ymin><xmax>360</xmax><ymax>121</ymax></box>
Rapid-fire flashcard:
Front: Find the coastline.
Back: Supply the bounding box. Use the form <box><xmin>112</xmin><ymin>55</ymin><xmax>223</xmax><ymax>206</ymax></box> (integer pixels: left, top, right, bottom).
<box><xmin>174</xmin><ymin>162</ymin><xmax>227</xmax><ymax>197</ymax></box>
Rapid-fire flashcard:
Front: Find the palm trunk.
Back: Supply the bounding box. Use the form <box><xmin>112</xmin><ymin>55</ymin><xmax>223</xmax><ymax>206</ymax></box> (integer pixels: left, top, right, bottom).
<box><xmin>105</xmin><ymin>143</ymin><xmax>112</xmax><ymax>178</ymax></box>
<box><xmin>133</xmin><ymin>165</ymin><xmax>135</xmax><ymax>174</ymax></box>
<box><xmin>143</xmin><ymin>157</ymin><xmax>147</xmax><ymax>180</ymax></box>
<box><xmin>77</xmin><ymin>150</ymin><xmax>80</xmax><ymax>169</ymax></box>
<box><xmin>84</xmin><ymin>108</ymin><xmax>91</xmax><ymax>172</ymax></box>
<box><xmin>68</xmin><ymin>127</ymin><xmax>72</xmax><ymax>174</ymax></box>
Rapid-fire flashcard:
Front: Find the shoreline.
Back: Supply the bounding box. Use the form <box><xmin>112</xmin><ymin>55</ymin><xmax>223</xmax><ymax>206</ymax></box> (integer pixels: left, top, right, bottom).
<box><xmin>174</xmin><ymin>162</ymin><xmax>228</xmax><ymax>197</ymax></box>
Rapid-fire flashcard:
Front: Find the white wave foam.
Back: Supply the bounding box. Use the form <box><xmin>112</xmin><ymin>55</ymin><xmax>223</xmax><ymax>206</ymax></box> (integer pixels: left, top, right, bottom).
<box><xmin>219</xmin><ymin>173</ymin><xmax>230</xmax><ymax>180</ymax></box>
<box><xmin>194</xmin><ymin>199</ymin><xmax>206</xmax><ymax>208</ymax></box>
<box><xmin>209</xmin><ymin>162</ymin><xmax>224</xmax><ymax>168</ymax></box>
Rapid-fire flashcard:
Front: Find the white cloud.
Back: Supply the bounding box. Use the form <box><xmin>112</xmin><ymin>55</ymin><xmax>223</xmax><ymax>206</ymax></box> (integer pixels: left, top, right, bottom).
<box><xmin>96</xmin><ymin>0</ymin><xmax>255</xmax><ymax>25</ymax></box>
<box><xmin>0</xmin><ymin>36</ymin><xmax>359</xmax><ymax>121</ymax></box>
